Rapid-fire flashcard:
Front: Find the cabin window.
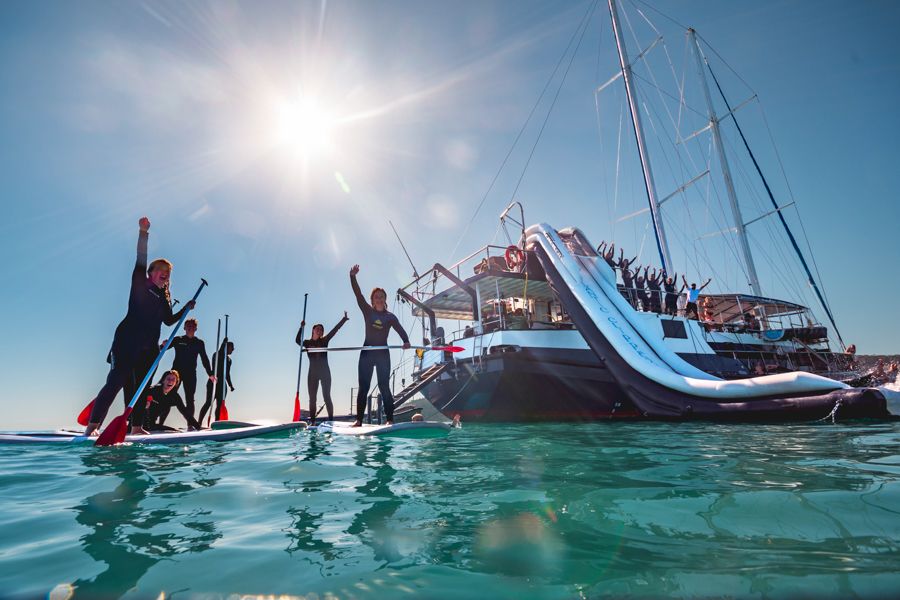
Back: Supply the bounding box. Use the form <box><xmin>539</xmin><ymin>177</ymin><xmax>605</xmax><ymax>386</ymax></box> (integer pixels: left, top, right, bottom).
<box><xmin>661</xmin><ymin>320</ymin><xmax>687</xmax><ymax>339</ymax></box>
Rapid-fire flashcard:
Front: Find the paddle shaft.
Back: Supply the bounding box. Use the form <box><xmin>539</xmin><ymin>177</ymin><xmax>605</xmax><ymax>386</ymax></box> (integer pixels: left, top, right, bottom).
<box><xmin>207</xmin><ymin>318</ymin><xmax>222</xmax><ymax>427</ymax></box>
<box><xmin>221</xmin><ymin>314</ymin><xmax>229</xmax><ymax>413</ymax></box>
<box><xmin>294</xmin><ymin>293</ymin><xmax>309</xmax><ymax>397</ymax></box>
<box><xmin>303</xmin><ymin>345</ymin><xmax>460</xmax><ymax>353</ymax></box>
<box><xmin>127</xmin><ymin>280</ymin><xmax>207</xmax><ymax>410</ymax></box>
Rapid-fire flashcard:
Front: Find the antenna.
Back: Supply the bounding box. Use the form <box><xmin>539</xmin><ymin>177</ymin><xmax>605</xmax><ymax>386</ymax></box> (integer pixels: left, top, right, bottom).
<box><xmin>389</xmin><ymin>220</ymin><xmax>419</xmax><ymax>279</ymax></box>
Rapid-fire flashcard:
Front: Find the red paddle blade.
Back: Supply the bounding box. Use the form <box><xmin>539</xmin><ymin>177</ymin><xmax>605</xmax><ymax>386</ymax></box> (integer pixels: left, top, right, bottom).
<box><xmin>433</xmin><ymin>345</ymin><xmax>465</xmax><ymax>353</ymax></box>
<box><xmin>292</xmin><ymin>393</ymin><xmax>301</xmax><ymax>422</ymax></box>
<box><xmin>77</xmin><ymin>399</ymin><xmax>95</xmax><ymax>426</ymax></box>
<box><xmin>219</xmin><ymin>402</ymin><xmax>229</xmax><ymax>421</ymax></box>
<box><xmin>94</xmin><ymin>407</ymin><xmax>133</xmax><ymax>447</ymax></box>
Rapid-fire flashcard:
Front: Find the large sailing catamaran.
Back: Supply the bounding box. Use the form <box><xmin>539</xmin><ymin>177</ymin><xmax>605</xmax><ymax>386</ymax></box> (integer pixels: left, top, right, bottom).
<box><xmin>381</xmin><ymin>1</ymin><xmax>886</xmax><ymax>423</ymax></box>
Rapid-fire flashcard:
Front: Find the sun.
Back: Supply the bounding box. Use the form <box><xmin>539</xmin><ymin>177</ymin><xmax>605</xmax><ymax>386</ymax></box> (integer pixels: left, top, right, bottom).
<box><xmin>271</xmin><ymin>95</ymin><xmax>337</xmax><ymax>160</ymax></box>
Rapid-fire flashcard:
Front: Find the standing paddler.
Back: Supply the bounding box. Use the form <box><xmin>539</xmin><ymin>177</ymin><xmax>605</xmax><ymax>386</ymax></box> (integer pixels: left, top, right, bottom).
<box><xmin>349</xmin><ymin>265</ymin><xmax>410</xmax><ymax>427</ymax></box>
<box><xmin>163</xmin><ymin>318</ymin><xmax>215</xmax><ymax>422</ymax></box>
<box><xmin>83</xmin><ymin>217</ymin><xmax>198</xmax><ymax>436</ymax></box>
<box><xmin>296</xmin><ymin>311</ymin><xmax>349</xmax><ymax>424</ymax></box>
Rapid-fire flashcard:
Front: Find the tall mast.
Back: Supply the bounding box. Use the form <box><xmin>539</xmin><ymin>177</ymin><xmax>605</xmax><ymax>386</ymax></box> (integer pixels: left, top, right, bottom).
<box><xmin>608</xmin><ymin>0</ymin><xmax>672</xmax><ymax>273</ymax></box>
<box><xmin>689</xmin><ymin>28</ymin><xmax>762</xmax><ymax>296</ymax></box>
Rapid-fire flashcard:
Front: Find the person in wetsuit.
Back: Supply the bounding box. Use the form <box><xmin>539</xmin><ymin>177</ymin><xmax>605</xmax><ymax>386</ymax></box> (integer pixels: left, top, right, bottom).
<box><xmin>646</xmin><ymin>268</ymin><xmax>663</xmax><ymax>313</ymax></box>
<box><xmin>619</xmin><ymin>259</ymin><xmax>638</xmax><ymax>308</ymax></box>
<box><xmin>199</xmin><ymin>339</ymin><xmax>234</xmax><ymax>424</ymax></box>
<box><xmin>296</xmin><ymin>311</ymin><xmax>349</xmax><ymax>424</ymax></box>
<box><xmin>83</xmin><ymin>217</ymin><xmax>196</xmax><ymax>436</ymax></box>
<box><xmin>350</xmin><ymin>264</ymin><xmax>410</xmax><ymax>426</ymax></box>
<box><xmin>130</xmin><ymin>370</ymin><xmax>201</xmax><ymax>433</ymax></box>
<box><xmin>663</xmin><ymin>272</ymin><xmax>682</xmax><ymax>316</ymax></box>
<box><xmin>634</xmin><ymin>266</ymin><xmax>651</xmax><ymax>311</ymax></box>
<box><xmin>163</xmin><ymin>318</ymin><xmax>215</xmax><ymax>421</ymax></box>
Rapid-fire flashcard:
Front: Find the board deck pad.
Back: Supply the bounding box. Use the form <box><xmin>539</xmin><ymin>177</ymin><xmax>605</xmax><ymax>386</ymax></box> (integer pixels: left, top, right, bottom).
<box><xmin>0</xmin><ymin>422</ymin><xmax>306</xmax><ymax>445</ymax></box>
<box><xmin>314</xmin><ymin>421</ymin><xmax>451</xmax><ymax>438</ymax></box>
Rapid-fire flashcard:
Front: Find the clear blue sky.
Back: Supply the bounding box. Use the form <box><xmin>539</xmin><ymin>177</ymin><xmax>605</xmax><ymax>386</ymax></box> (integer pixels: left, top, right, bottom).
<box><xmin>2</xmin><ymin>0</ymin><xmax>898</xmax><ymax>428</ymax></box>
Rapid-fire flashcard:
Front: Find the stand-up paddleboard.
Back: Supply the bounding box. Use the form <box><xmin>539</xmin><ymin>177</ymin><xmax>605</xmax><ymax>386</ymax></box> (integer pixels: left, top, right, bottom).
<box><xmin>313</xmin><ymin>421</ymin><xmax>451</xmax><ymax>439</ymax></box>
<box><xmin>0</xmin><ymin>422</ymin><xmax>306</xmax><ymax>445</ymax></box>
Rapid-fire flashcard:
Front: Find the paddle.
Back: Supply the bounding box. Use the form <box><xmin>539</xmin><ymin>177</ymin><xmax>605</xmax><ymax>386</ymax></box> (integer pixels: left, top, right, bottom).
<box><xmin>95</xmin><ymin>279</ymin><xmax>208</xmax><ymax>446</ymax></box>
<box><xmin>303</xmin><ymin>345</ymin><xmax>464</xmax><ymax>353</ymax></box>
<box><xmin>206</xmin><ymin>318</ymin><xmax>221</xmax><ymax>428</ymax></box>
<box><xmin>293</xmin><ymin>293</ymin><xmax>309</xmax><ymax>422</ymax></box>
<box><xmin>218</xmin><ymin>314</ymin><xmax>230</xmax><ymax>421</ymax></box>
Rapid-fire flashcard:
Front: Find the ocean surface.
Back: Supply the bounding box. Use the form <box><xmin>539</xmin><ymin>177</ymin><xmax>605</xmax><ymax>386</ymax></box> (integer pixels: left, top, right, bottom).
<box><xmin>1</xmin><ymin>422</ymin><xmax>899</xmax><ymax>599</ymax></box>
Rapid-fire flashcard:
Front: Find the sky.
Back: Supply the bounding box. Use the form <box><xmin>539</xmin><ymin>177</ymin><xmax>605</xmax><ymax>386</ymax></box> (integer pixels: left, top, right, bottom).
<box><xmin>1</xmin><ymin>0</ymin><xmax>898</xmax><ymax>429</ymax></box>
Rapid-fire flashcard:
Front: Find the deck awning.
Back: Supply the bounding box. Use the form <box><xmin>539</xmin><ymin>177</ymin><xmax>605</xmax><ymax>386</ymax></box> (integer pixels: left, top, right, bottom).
<box><xmin>413</xmin><ymin>272</ymin><xmax>557</xmax><ymax>321</ymax></box>
<box><xmin>702</xmin><ymin>293</ymin><xmax>809</xmax><ymax>323</ymax></box>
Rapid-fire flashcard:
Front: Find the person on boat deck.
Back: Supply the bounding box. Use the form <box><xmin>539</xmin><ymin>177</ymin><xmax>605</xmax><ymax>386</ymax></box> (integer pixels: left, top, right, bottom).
<box><xmin>296</xmin><ymin>311</ymin><xmax>349</xmax><ymax>424</ymax></box>
<box><xmin>83</xmin><ymin>217</ymin><xmax>197</xmax><ymax>436</ymax></box>
<box><xmin>682</xmin><ymin>275</ymin><xmax>712</xmax><ymax>319</ymax></box>
<box><xmin>199</xmin><ymin>339</ymin><xmax>234</xmax><ymax>424</ymax></box>
<box><xmin>744</xmin><ymin>311</ymin><xmax>760</xmax><ymax>331</ymax></box>
<box><xmin>646</xmin><ymin>268</ymin><xmax>663</xmax><ymax>313</ymax></box>
<box><xmin>634</xmin><ymin>266</ymin><xmax>651</xmax><ymax>311</ymax></box>
<box><xmin>597</xmin><ymin>241</ymin><xmax>618</xmax><ymax>271</ymax></box>
<box><xmin>662</xmin><ymin>273</ymin><xmax>681</xmax><ymax>316</ymax></box>
<box><xmin>619</xmin><ymin>259</ymin><xmax>639</xmax><ymax>308</ymax></box>
<box><xmin>845</xmin><ymin>344</ymin><xmax>857</xmax><ymax>369</ymax></box>
<box><xmin>700</xmin><ymin>297</ymin><xmax>716</xmax><ymax>323</ymax></box>
<box><xmin>349</xmin><ymin>264</ymin><xmax>411</xmax><ymax>427</ymax></box>
<box><xmin>164</xmin><ymin>318</ymin><xmax>215</xmax><ymax>422</ymax></box>
<box><xmin>130</xmin><ymin>370</ymin><xmax>202</xmax><ymax>434</ymax></box>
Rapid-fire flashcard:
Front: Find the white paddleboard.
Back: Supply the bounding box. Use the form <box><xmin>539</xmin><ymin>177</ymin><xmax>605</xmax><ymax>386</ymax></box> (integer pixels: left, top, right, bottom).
<box><xmin>0</xmin><ymin>422</ymin><xmax>306</xmax><ymax>445</ymax></box>
<box><xmin>314</xmin><ymin>421</ymin><xmax>451</xmax><ymax>438</ymax></box>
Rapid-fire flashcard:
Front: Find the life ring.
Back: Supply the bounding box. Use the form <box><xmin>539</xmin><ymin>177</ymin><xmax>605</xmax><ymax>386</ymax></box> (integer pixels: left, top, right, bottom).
<box><xmin>505</xmin><ymin>245</ymin><xmax>526</xmax><ymax>271</ymax></box>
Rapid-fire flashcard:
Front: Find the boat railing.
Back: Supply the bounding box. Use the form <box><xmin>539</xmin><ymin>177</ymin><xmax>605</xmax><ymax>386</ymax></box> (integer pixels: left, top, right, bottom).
<box><xmin>399</xmin><ymin>244</ymin><xmax>533</xmax><ymax>299</ymax></box>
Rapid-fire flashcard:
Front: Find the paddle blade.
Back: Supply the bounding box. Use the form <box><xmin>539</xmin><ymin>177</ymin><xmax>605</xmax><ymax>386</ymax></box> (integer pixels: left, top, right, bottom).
<box><xmin>292</xmin><ymin>392</ymin><xmax>301</xmax><ymax>422</ymax></box>
<box><xmin>219</xmin><ymin>402</ymin><xmax>229</xmax><ymax>421</ymax></box>
<box><xmin>77</xmin><ymin>399</ymin><xmax>95</xmax><ymax>426</ymax></box>
<box><xmin>94</xmin><ymin>407</ymin><xmax>133</xmax><ymax>447</ymax></box>
<box><xmin>434</xmin><ymin>345</ymin><xmax>465</xmax><ymax>353</ymax></box>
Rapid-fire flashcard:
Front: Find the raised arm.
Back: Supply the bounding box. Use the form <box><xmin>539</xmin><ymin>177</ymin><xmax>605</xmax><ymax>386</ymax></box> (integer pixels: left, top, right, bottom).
<box><xmin>699</xmin><ymin>278</ymin><xmax>713</xmax><ymax>291</ymax></box>
<box><xmin>324</xmin><ymin>312</ymin><xmax>350</xmax><ymax>343</ymax></box>
<box><xmin>133</xmin><ymin>218</ymin><xmax>150</xmax><ymax>285</ymax></box>
<box><xmin>349</xmin><ymin>265</ymin><xmax>370</xmax><ymax>315</ymax></box>
<box><xmin>295</xmin><ymin>322</ymin><xmax>306</xmax><ymax>347</ymax></box>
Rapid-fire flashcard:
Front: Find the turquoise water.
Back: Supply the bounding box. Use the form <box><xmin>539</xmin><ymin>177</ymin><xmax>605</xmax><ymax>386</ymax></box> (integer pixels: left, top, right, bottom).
<box><xmin>1</xmin><ymin>423</ymin><xmax>899</xmax><ymax>599</ymax></box>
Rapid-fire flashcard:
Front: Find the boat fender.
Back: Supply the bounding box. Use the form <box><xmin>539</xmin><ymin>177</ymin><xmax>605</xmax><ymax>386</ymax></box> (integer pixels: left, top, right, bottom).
<box><xmin>505</xmin><ymin>245</ymin><xmax>526</xmax><ymax>271</ymax></box>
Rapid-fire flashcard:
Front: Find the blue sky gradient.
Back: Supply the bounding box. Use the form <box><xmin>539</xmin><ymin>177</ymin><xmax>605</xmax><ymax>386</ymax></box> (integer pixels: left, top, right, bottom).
<box><xmin>1</xmin><ymin>0</ymin><xmax>898</xmax><ymax>428</ymax></box>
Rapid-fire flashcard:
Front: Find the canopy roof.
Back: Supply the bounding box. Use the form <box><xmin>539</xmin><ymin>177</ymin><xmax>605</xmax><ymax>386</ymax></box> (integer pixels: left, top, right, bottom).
<box><xmin>701</xmin><ymin>293</ymin><xmax>809</xmax><ymax>323</ymax></box>
<box><xmin>413</xmin><ymin>271</ymin><xmax>556</xmax><ymax>321</ymax></box>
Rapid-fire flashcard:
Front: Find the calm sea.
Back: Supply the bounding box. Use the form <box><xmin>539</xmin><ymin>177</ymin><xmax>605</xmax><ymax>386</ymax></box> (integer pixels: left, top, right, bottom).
<box><xmin>1</xmin><ymin>422</ymin><xmax>898</xmax><ymax>599</ymax></box>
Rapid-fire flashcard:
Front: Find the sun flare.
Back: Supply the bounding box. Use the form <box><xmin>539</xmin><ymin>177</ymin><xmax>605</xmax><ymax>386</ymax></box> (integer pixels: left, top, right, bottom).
<box><xmin>271</xmin><ymin>95</ymin><xmax>337</xmax><ymax>160</ymax></box>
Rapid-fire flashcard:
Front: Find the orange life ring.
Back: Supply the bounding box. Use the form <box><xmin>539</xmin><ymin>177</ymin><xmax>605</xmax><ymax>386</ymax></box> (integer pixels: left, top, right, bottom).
<box><xmin>505</xmin><ymin>245</ymin><xmax>526</xmax><ymax>270</ymax></box>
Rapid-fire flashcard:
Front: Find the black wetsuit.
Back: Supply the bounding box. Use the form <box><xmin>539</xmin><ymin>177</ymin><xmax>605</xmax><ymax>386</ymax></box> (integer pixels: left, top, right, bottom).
<box><xmin>351</xmin><ymin>273</ymin><xmax>410</xmax><ymax>423</ymax></box>
<box><xmin>167</xmin><ymin>335</ymin><xmax>213</xmax><ymax>420</ymax></box>
<box><xmin>199</xmin><ymin>343</ymin><xmax>233</xmax><ymax>424</ymax></box>
<box><xmin>88</xmin><ymin>229</ymin><xmax>188</xmax><ymax>424</ymax></box>
<box><xmin>663</xmin><ymin>274</ymin><xmax>679</xmax><ymax>316</ymax></box>
<box><xmin>621</xmin><ymin>266</ymin><xmax>637</xmax><ymax>308</ymax></box>
<box><xmin>635</xmin><ymin>273</ymin><xmax>650</xmax><ymax>311</ymax></box>
<box><xmin>297</xmin><ymin>316</ymin><xmax>348</xmax><ymax>422</ymax></box>
<box><xmin>131</xmin><ymin>383</ymin><xmax>201</xmax><ymax>431</ymax></box>
<box><xmin>647</xmin><ymin>274</ymin><xmax>662</xmax><ymax>313</ymax></box>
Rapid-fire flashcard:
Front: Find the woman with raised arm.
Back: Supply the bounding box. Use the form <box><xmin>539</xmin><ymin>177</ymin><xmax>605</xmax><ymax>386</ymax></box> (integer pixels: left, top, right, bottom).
<box><xmin>83</xmin><ymin>217</ymin><xmax>196</xmax><ymax>436</ymax></box>
<box><xmin>646</xmin><ymin>268</ymin><xmax>663</xmax><ymax>313</ymax></box>
<box><xmin>349</xmin><ymin>264</ymin><xmax>410</xmax><ymax>426</ymax></box>
<box><xmin>296</xmin><ymin>311</ymin><xmax>349</xmax><ymax>424</ymax></box>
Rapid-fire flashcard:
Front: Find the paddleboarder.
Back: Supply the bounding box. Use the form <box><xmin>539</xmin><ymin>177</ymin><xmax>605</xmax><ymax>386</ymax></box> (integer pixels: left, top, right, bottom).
<box><xmin>83</xmin><ymin>217</ymin><xmax>196</xmax><ymax>436</ymax></box>
<box><xmin>199</xmin><ymin>339</ymin><xmax>234</xmax><ymax>424</ymax></box>
<box><xmin>164</xmin><ymin>318</ymin><xmax>215</xmax><ymax>421</ymax></box>
<box><xmin>349</xmin><ymin>264</ymin><xmax>410</xmax><ymax>427</ymax></box>
<box><xmin>296</xmin><ymin>311</ymin><xmax>349</xmax><ymax>424</ymax></box>
<box><xmin>130</xmin><ymin>370</ymin><xmax>202</xmax><ymax>434</ymax></box>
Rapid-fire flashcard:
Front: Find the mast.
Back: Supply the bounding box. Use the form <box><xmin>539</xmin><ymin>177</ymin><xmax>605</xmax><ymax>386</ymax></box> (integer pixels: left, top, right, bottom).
<box><xmin>607</xmin><ymin>0</ymin><xmax>672</xmax><ymax>273</ymax></box>
<box><xmin>689</xmin><ymin>28</ymin><xmax>762</xmax><ymax>296</ymax></box>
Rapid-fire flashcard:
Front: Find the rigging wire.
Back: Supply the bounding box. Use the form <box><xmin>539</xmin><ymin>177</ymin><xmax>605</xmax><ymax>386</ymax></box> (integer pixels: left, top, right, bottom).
<box><xmin>448</xmin><ymin>0</ymin><xmax>599</xmax><ymax>263</ymax></box>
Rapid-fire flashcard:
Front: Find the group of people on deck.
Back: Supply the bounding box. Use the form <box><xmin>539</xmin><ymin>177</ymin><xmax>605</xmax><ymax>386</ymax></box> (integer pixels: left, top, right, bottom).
<box><xmin>597</xmin><ymin>241</ymin><xmax>712</xmax><ymax>320</ymax></box>
<box><xmin>83</xmin><ymin>217</ymin><xmax>410</xmax><ymax>436</ymax></box>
